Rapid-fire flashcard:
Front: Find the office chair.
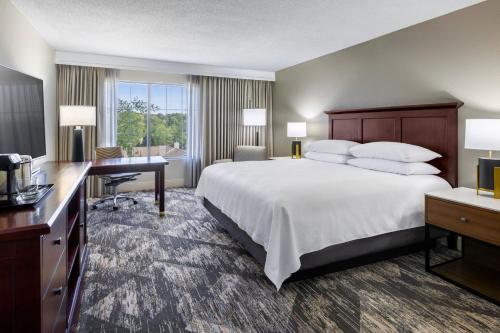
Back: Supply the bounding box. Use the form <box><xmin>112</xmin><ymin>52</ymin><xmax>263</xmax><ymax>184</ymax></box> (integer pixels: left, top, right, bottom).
<box><xmin>91</xmin><ymin>146</ymin><xmax>141</xmax><ymax>211</ymax></box>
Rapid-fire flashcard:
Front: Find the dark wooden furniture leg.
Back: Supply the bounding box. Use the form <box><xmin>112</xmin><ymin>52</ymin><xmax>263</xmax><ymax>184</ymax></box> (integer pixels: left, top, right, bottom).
<box><xmin>425</xmin><ymin>224</ymin><xmax>430</xmax><ymax>271</ymax></box>
<box><xmin>159</xmin><ymin>166</ymin><xmax>165</xmax><ymax>216</ymax></box>
<box><xmin>154</xmin><ymin>170</ymin><xmax>159</xmax><ymax>204</ymax></box>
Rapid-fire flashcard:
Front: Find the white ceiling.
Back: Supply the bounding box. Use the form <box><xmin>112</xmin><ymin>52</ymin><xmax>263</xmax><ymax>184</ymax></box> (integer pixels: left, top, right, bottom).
<box><xmin>12</xmin><ymin>0</ymin><xmax>483</xmax><ymax>72</ymax></box>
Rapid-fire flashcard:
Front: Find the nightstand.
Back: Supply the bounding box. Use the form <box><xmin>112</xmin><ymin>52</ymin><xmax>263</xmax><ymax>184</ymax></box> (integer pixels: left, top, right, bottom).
<box><xmin>425</xmin><ymin>187</ymin><xmax>500</xmax><ymax>305</ymax></box>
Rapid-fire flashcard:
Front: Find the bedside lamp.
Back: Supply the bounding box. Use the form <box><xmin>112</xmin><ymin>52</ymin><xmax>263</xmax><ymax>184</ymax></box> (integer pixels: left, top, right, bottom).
<box><xmin>287</xmin><ymin>122</ymin><xmax>307</xmax><ymax>159</ymax></box>
<box><xmin>243</xmin><ymin>108</ymin><xmax>266</xmax><ymax>146</ymax></box>
<box><xmin>59</xmin><ymin>105</ymin><xmax>96</xmax><ymax>162</ymax></box>
<box><xmin>464</xmin><ymin>119</ymin><xmax>500</xmax><ymax>198</ymax></box>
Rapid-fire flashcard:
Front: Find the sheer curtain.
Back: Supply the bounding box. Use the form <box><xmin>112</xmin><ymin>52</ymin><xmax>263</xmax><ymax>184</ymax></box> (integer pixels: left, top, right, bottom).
<box><xmin>185</xmin><ymin>76</ymin><xmax>202</xmax><ymax>187</ymax></box>
<box><xmin>99</xmin><ymin>69</ymin><xmax>118</xmax><ymax>147</ymax></box>
<box><xmin>185</xmin><ymin>75</ymin><xmax>273</xmax><ymax>187</ymax></box>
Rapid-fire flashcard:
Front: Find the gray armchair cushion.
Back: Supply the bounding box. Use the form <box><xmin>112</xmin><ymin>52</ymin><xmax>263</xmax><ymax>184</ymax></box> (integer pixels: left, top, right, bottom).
<box><xmin>233</xmin><ymin>145</ymin><xmax>267</xmax><ymax>162</ymax></box>
<box><xmin>213</xmin><ymin>158</ymin><xmax>233</xmax><ymax>164</ymax></box>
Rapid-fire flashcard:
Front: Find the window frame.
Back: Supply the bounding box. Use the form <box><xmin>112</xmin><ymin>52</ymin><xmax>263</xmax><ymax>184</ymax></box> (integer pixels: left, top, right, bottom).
<box><xmin>116</xmin><ymin>80</ymin><xmax>188</xmax><ymax>160</ymax></box>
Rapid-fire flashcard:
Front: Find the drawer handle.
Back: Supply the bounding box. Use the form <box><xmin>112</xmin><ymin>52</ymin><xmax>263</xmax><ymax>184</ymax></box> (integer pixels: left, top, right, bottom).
<box><xmin>53</xmin><ymin>237</ymin><xmax>62</xmax><ymax>245</ymax></box>
<box><xmin>52</xmin><ymin>287</ymin><xmax>63</xmax><ymax>296</ymax></box>
<box><xmin>459</xmin><ymin>217</ymin><xmax>468</xmax><ymax>223</ymax></box>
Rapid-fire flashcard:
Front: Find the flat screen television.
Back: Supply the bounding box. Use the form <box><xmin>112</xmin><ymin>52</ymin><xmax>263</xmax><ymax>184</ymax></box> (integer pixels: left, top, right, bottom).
<box><xmin>0</xmin><ymin>64</ymin><xmax>46</xmax><ymax>159</ymax></box>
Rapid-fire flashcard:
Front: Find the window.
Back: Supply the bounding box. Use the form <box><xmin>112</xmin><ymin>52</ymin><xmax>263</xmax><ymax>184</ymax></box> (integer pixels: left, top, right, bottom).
<box><xmin>116</xmin><ymin>81</ymin><xmax>187</xmax><ymax>158</ymax></box>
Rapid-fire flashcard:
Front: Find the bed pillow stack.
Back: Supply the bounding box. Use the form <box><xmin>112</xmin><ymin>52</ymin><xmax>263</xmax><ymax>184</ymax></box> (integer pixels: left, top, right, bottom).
<box><xmin>347</xmin><ymin>141</ymin><xmax>441</xmax><ymax>175</ymax></box>
<box><xmin>305</xmin><ymin>140</ymin><xmax>359</xmax><ymax>164</ymax></box>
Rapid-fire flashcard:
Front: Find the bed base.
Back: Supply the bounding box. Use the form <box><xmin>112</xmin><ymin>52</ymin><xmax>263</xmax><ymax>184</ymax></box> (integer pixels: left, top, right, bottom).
<box><xmin>204</xmin><ymin>198</ymin><xmax>445</xmax><ymax>283</ymax></box>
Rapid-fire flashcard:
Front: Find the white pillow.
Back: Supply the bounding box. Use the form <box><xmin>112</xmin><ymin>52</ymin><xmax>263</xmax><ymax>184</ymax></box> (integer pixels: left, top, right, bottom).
<box><xmin>307</xmin><ymin>140</ymin><xmax>359</xmax><ymax>155</ymax></box>
<box><xmin>347</xmin><ymin>158</ymin><xmax>440</xmax><ymax>175</ymax></box>
<box><xmin>349</xmin><ymin>141</ymin><xmax>441</xmax><ymax>162</ymax></box>
<box><xmin>305</xmin><ymin>151</ymin><xmax>351</xmax><ymax>164</ymax></box>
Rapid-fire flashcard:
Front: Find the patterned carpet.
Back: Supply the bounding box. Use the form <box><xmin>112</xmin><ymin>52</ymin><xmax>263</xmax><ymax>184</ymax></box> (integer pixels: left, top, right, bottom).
<box><xmin>77</xmin><ymin>189</ymin><xmax>500</xmax><ymax>333</ymax></box>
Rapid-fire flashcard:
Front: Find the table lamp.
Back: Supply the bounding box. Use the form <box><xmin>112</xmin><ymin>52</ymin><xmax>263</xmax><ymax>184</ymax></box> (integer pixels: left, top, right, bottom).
<box><xmin>464</xmin><ymin>119</ymin><xmax>500</xmax><ymax>198</ymax></box>
<box><xmin>59</xmin><ymin>105</ymin><xmax>96</xmax><ymax>162</ymax></box>
<box><xmin>243</xmin><ymin>108</ymin><xmax>266</xmax><ymax>146</ymax></box>
<box><xmin>287</xmin><ymin>122</ymin><xmax>307</xmax><ymax>159</ymax></box>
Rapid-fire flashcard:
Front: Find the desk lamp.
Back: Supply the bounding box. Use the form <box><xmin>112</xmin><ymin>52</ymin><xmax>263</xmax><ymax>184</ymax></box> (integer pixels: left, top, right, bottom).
<box><xmin>465</xmin><ymin>119</ymin><xmax>500</xmax><ymax>198</ymax></box>
<box><xmin>287</xmin><ymin>122</ymin><xmax>307</xmax><ymax>159</ymax></box>
<box><xmin>59</xmin><ymin>105</ymin><xmax>96</xmax><ymax>162</ymax></box>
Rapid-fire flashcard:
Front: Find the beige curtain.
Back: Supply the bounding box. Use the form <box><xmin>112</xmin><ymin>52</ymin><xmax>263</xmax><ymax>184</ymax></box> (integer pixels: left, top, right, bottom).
<box><xmin>56</xmin><ymin>65</ymin><xmax>105</xmax><ymax>196</ymax></box>
<box><xmin>186</xmin><ymin>75</ymin><xmax>273</xmax><ymax>186</ymax></box>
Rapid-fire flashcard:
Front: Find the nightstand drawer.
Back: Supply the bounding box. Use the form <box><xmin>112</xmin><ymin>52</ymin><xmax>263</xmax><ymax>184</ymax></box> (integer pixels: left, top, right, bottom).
<box><xmin>426</xmin><ymin>197</ymin><xmax>500</xmax><ymax>246</ymax></box>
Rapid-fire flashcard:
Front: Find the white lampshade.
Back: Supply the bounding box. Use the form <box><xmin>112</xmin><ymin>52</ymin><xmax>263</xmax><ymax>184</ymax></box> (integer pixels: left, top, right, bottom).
<box><xmin>243</xmin><ymin>108</ymin><xmax>266</xmax><ymax>126</ymax></box>
<box><xmin>59</xmin><ymin>105</ymin><xmax>96</xmax><ymax>127</ymax></box>
<box><xmin>287</xmin><ymin>122</ymin><xmax>307</xmax><ymax>138</ymax></box>
<box><xmin>465</xmin><ymin>119</ymin><xmax>500</xmax><ymax>151</ymax></box>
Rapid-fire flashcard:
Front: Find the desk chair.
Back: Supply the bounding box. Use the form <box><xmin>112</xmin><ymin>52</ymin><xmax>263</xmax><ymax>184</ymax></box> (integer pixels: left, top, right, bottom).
<box><xmin>91</xmin><ymin>147</ymin><xmax>141</xmax><ymax>211</ymax></box>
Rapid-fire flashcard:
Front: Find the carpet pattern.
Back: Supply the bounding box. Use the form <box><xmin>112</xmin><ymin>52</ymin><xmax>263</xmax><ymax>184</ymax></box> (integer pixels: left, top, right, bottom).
<box><xmin>78</xmin><ymin>189</ymin><xmax>500</xmax><ymax>332</ymax></box>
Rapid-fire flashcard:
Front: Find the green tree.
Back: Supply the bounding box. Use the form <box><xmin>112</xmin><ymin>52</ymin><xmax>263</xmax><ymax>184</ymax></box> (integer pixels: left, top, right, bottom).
<box><xmin>150</xmin><ymin>113</ymin><xmax>174</xmax><ymax>146</ymax></box>
<box><xmin>117</xmin><ymin>110</ymin><xmax>146</xmax><ymax>156</ymax></box>
<box><xmin>166</xmin><ymin>113</ymin><xmax>187</xmax><ymax>149</ymax></box>
<box><xmin>116</xmin><ymin>98</ymin><xmax>155</xmax><ymax>155</ymax></box>
<box><xmin>117</xmin><ymin>96</ymin><xmax>187</xmax><ymax>155</ymax></box>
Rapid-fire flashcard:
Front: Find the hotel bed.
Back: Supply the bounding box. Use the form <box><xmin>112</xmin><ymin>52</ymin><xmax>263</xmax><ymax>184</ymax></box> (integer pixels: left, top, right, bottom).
<box><xmin>196</xmin><ymin>103</ymin><xmax>461</xmax><ymax>289</ymax></box>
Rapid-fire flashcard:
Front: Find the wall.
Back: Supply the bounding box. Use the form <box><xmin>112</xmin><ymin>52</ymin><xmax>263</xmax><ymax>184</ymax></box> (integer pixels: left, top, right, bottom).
<box><xmin>116</xmin><ymin>70</ymin><xmax>187</xmax><ymax>190</ymax></box>
<box><xmin>0</xmin><ymin>0</ymin><xmax>56</xmax><ymax>163</ymax></box>
<box><xmin>273</xmin><ymin>0</ymin><xmax>500</xmax><ymax>188</ymax></box>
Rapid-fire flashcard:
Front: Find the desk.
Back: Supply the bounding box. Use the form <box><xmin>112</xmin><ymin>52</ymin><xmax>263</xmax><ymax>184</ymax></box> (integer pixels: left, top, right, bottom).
<box><xmin>88</xmin><ymin>156</ymin><xmax>169</xmax><ymax>215</ymax></box>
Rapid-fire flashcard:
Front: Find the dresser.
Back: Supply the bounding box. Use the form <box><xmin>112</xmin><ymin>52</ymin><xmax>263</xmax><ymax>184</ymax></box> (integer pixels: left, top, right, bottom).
<box><xmin>0</xmin><ymin>162</ymin><xmax>90</xmax><ymax>333</ymax></box>
<box><xmin>425</xmin><ymin>187</ymin><xmax>500</xmax><ymax>305</ymax></box>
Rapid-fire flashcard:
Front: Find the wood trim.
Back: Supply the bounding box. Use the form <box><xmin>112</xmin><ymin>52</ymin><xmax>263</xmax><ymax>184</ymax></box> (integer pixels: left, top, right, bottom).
<box><xmin>324</xmin><ymin>102</ymin><xmax>464</xmax><ymax>115</ymax></box>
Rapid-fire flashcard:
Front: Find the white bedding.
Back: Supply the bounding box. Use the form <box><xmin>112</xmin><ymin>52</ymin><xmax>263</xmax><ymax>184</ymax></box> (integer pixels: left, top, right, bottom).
<box><xmin>195</xmin><ymin>158</ymin><xmax>451</xmax><ymax>289</ymax></box>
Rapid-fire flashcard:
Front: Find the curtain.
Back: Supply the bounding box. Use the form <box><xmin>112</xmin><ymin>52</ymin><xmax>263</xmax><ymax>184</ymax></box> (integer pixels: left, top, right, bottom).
<box><xmin>185</xmin><ymin>75</ymin><xmax>273</xmax><ymax>187</ymax></box>
<box><xmin>56</xmin><ymin>65</ymin><xmax>118</xmax><ymax>196</ymax></box>
<box><xmin>185</xmin><ymin>76</ymin><xmax>202</xmax><ymax>187</ymax></box>
<box><xmin>99</xmin><ymin>69</ymin><xmax>118</xmax><ymax>147</ymax></box>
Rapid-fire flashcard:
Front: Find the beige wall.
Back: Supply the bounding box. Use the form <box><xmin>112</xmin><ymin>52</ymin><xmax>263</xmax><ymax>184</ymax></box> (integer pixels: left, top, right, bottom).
<box><xmin>273</xmin><ymin>0</ymin><xmax>500</xmax><ymax>188</ymax></box>
<box><xmin>0</xmin><ymin>0</ymin><xmax>56</xmax><ymax>162</ymax></box>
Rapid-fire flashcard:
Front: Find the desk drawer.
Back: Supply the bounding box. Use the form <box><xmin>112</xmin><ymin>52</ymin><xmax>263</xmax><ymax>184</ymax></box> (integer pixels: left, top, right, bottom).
<box><xmin>42</xmin><ymin>209</ymin><xmax>67</xmax><ymax>296</ymax></box>
<box><xmin>42</xmin><ymin>252</ymin><xmax>67</xmax><ymax>333</ymax></box>
<box><xmin>426</xmin><ymin>197</ymin><xmax>500</xmax><ymax>246</ymax></box>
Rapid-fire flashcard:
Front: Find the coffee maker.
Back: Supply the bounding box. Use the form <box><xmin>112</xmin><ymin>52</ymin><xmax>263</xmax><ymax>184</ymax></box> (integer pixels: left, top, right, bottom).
<box><xmin>0</xmin><ymin>154</ymin><xmax>22</xmax><ymax>199</ymax></box>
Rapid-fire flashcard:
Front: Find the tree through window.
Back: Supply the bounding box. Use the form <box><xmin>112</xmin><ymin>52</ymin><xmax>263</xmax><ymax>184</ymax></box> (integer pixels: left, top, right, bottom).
<box><xmin>116</xmin><ymin>82</ymin><xmax>187</xmax><ymax>158</ymax></box>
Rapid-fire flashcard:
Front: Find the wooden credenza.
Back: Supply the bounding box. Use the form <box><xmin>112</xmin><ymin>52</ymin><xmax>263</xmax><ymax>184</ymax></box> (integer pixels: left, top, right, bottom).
<box><xmin>0</xmin><ymin>162</ymin><xmax>90</xmax><ymax>333</ymax></box>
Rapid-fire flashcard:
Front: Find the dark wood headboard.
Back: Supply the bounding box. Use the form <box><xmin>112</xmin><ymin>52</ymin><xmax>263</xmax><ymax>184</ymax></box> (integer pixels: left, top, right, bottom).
<box><xmin>324</xmin><ymin>102</ymin><xmax>463</xmax><ymax>187</ymax></box>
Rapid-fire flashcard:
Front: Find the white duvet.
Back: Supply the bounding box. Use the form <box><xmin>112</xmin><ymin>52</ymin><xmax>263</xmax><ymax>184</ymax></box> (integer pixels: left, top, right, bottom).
<box><xmin>195</xmin><ymin>158</ymin><xmax>451</xmax><ymax>289</ymax></box>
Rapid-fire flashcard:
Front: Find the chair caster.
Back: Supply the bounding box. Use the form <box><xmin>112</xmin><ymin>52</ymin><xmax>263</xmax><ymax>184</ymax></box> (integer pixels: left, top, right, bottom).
<box><xmin>133</xmin><ymin>200</ymin><xmax>138</xmax><ymax>205</ymax></box>
<box><xmin>91</xmin><ymin>205</ymin><xmax>97</xmax><ymax>210</ymax></box>
<box><xmin>113</xmin><ymin>206</ymin><xmax>119</xmax><ymax>211</ymax></box>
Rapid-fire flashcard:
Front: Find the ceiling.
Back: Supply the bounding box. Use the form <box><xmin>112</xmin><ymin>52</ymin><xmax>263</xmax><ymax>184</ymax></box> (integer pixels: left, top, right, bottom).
<box><xmin>12</xmin><ymin>0</ymin><xmax>483</xmax><ymax>72</ymax></box>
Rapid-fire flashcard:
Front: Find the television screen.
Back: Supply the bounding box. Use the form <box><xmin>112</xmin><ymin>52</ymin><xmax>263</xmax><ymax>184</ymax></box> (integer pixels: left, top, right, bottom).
<box><xmin>0</xmin><ymin>65</ymin><xmax>46</xmax><ymax>158</ymax></box>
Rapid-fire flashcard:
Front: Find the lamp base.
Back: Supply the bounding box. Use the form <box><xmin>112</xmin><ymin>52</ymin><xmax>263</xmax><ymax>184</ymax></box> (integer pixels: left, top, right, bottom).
<box><xmin>476</xmin><ymin>158</ymin><xmax>500</xmax><ymax>199</ymax></box>
<box><xmin>291</xmin><ymin>141</ymin><xmax>302</xmax><ymax>159</ymax></box>
<box><xmin>72</xmin><ymin>127</ymin><xmax>85</xmax><ymax>162</ymax></box>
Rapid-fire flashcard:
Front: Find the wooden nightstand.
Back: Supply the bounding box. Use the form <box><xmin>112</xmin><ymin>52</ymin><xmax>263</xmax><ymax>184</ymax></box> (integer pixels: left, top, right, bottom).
<box><xmin>425</xmin><ymin>187</ymin><xmax>500</xmax><ymax>305</ymax></box>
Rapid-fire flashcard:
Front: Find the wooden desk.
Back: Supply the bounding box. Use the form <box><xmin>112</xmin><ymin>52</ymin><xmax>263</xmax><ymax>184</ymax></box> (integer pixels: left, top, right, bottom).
<box><xmin>0</xmin><ymin>162</ymin><xmax>90</xmax><ymax>333</ymax></box>
<box><xmin>88</xmin><ymin>156</ymin><xmax>169</xmax><ymax>215</ymax></box>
